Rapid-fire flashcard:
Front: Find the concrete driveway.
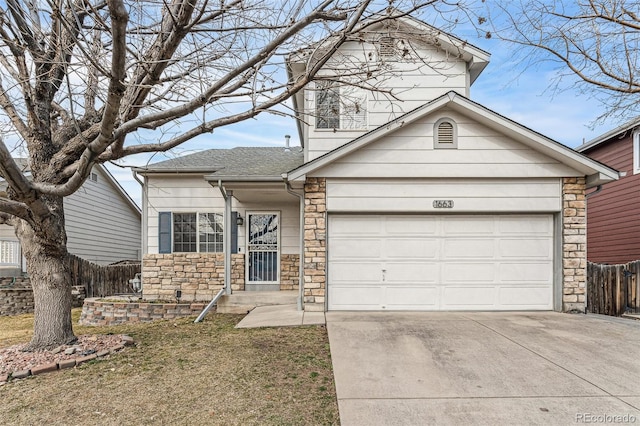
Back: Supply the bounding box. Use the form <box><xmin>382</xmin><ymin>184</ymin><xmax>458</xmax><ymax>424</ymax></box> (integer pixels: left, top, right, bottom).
<box><xmin>326</xmin><ymin>312</ymin><xmax>640</xmax><ymax>425</ymax></box>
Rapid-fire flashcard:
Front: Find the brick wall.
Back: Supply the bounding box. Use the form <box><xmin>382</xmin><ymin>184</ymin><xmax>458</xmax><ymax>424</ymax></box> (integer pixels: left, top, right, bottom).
<box><xmin>303</xmin><ymin>177</ymin><xmax>327</xmax><ymax>311</ymax></box>
<box><xmin>563</xmin><ymin>177</ymin><xmax>587</xmax><ymax>312</ymax></box>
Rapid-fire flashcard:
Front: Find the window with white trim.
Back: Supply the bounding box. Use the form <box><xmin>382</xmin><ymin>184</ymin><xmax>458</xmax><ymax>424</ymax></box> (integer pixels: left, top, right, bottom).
<box><xmin>434</xmin><ymin>118</ymin><xmax>458</xmax><ymax>149</ymax></box>
<box><xmin>315</xmin><ymin>81</ymin><xmax>367</xmax><ymax>130</ymax></box>
<box><xmin>634</xmin><ymin>130</ymin><xmax>640</xmax><ymax>174</ymax></box>
<box><xmin>172</xmin><ymin>212</ymin><xmax>223</xmax><ymax>253</ymax></box>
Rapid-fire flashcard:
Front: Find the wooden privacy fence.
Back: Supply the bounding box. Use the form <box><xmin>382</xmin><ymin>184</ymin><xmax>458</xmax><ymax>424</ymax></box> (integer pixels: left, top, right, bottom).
<box><xmin>68</xmin><ymin>254</ymin><xmax>141</xmax><ymax>298</ymax></box>
<box><xmin>587</xmin><ymin>260</ymin><xmax>640</xmax><ymax>316</ymax></box>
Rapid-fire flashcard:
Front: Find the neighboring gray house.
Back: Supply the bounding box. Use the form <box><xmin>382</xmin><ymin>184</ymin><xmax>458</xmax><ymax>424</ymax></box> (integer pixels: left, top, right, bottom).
<box><xmin>135</xmin><ymin>14</ymin><xmax>618</xmax><ymax>313</ymax></box>
<box><xmin>0</xmin><ymin>161</ymin><xmax>141</xmax><ymax>275</ymax></box>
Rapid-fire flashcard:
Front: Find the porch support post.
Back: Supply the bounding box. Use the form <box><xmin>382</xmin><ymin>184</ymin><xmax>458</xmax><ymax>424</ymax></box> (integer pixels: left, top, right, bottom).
<box><xmin>224</xmin><ymin>189</ymin><xmax>233</xmax><ymax>295</ymax></box>
<box><xmin>218</xmin><ymin>180</ymin><xmax>233</xmax><ymax>296</ymax></box>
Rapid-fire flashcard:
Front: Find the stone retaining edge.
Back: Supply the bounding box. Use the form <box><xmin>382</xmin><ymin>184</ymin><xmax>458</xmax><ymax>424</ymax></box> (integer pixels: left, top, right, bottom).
<box><xmin>0</xmin><ymin>335</ymin><xmax>135</xmax><ymax>385</ymax></box>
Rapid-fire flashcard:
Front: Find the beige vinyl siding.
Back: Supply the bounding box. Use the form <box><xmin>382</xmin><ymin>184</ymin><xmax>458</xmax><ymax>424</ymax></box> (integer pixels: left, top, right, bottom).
<box><xmin>307</xmin><ymin>45</ymin><xmax>468</xmax><ymax>160</ymax></box>
<box><xmin>309</xmin><ymin>109</ymin><xmax>581</xmax><ymax>179</ymax></box>
<box><xmin>326</xmin><ymin>179</ymin><xmax>562</xmax><ymax>212</ymax></box>
<box><xmin>64</xmin><ymin>166</ymin><xmax>141</xmax><ymax>264</ymax></box>
<box><xmin>145</xmin><ymin>176</ymin><xmax>300</xmax><ymax>255</ymax></box>
<box><xmin>0</xmin><ymin>225</ymin><xmax>17</xmax><ymax>241</ymax></box>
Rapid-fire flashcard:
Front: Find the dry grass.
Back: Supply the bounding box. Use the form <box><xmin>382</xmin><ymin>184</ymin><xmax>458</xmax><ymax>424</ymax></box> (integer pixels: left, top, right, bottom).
<box><xmin>0</xmin><ymin>309</ymin><xmax>339</xmax><ymax>425</ymax></box>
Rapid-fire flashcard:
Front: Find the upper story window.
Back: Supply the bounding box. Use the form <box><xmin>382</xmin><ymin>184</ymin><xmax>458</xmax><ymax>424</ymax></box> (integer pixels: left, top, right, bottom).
<box><xmin>634</xmin><ymin>130</ymin><xmax>640</xmax><ymax>174</ymax></box>
<box><xmin>315</xmin><ymin>81</ymin><xmax>367</xmax><ymax>130</ymax></box>
<box><xmin>434</xmin><ymin>118</ymin><xmax>458</xmax><ymax>149</ymax></box>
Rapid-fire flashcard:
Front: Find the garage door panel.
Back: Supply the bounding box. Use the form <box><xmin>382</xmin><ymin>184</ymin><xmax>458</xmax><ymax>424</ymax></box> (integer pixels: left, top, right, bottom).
<box><xmin>385</xmin><ymin>216</ymin><xmax>437</xmax><ymax>234</ymax></box>
<box><xmin>499</xmin><ymin>239</ymin><xmax>551</xmax><ymax>258</ymax></box>
<box><xmin>442</xmin><ymin>286</ymin><xmax>497</xmax><ymax>308</ymax></box>
<box><xmin>499</xmin><ymin>263</ymin><xmax>552</xmax><ymax>282</ymax></box>
<box><xmin>331</xmin><ymin>216</ymin><xmax>381</xmax><ymax>235</ymax></box>
<box><xmin>384</xmin><ymin>286</ymin><xmax>439</xmax><ymax>308</ymax></box>
<box><xmin>442</xmin><ymin>217</ymin><xmax>494</xmax><ymax>234</ymax></box>
<box><xmin>385</xmin><ymin>262</ymin><xmax>439</xmax><ymax>283</ymax></box>
<box><xmin>331</xmin><ymin>263</ymin><xmax>381</xmax><ymax>282</ymax></box>
<box><xmin>385</xmin><ymin>238</ymin><xmax>438</xmax><ymax>259</ymax></box>
<box><xmin>443</xmin><ymin>239</ymin><xmax>495</xmax><ymax>258</ymax></box>
<box><xmin>328</xmin><ymin>214</ymin><xmax>554</xmax><ymax>311</ymax></box>
<box><xmin>442</xmin><ymin>263</ymin><xmax>496</xmax><ymax>282</ymax></box>
<box><xmin>499</xmin><ymin>286</ymin><xmax>552</xmax><ymax>307</ymax></box>
<box><xmin>329</xmin><ymin>286</ymin><xmax>382</xmax><ymax>310</ymax></box>
<box><xmin>330</xmin><ymin>237</ymin><xmax>382</xmax><ymax>259</ymax></box>
<box><xmin>499</xmin><ymin>216</ymin><xmax>552</xmax><ymax>235</ymax></box>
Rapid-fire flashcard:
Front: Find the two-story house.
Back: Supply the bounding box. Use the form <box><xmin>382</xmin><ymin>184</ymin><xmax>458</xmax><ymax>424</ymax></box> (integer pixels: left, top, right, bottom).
<box><xmin>135</xmin><ymin>14</ymin><xmax>618</xmax><ymax>314</ymax></box>
<box><xmin>577</xmin><ymin>118</ymin><xmax>640</xmax><ymax>264</ymax></box>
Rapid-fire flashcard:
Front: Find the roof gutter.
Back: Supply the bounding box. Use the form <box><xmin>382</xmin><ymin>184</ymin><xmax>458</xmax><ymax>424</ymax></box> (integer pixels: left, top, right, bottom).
<box><xmin>283</xmin><ymin>173</ymin><xmax>304</xmax><ymax>311</ymax></box>
<box><xmin>204</xmin><ymin>175</ymin><xmax>284</xmax><ymax>182</ymax></box>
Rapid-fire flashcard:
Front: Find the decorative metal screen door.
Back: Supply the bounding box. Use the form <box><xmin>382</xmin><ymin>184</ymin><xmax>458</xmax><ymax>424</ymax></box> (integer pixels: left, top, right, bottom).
<box><xmin>246</xmin><ymin>212</ymin><xmax>280</xmax><ymax>291</ymax></box>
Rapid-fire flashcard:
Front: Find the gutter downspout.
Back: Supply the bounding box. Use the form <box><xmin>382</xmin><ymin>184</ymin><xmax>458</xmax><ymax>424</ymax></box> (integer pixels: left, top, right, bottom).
<box><xmin>132</xmin><ymin>170</ymin><xmax>146</xmax><ymax>291</ymax></box>
<box><xmin>586</xmin><ymin>185</ymin><xmax>603</xmax><ymax>199</ymax></box>
<box><xmin>283</xmin><ymin>174</ymin><xmax>304</xmax><ymax>311</ymax></box>
<box><xmin>218</xmin><ymin>180</ymin><xmax>232</xmax><ymax>295</ymax></box>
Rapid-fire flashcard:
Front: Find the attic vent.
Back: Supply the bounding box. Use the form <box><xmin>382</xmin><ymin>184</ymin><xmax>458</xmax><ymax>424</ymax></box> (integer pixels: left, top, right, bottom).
<box><xmin>434</xmin><ymin>118</ymin><xmax>458</xmax><ymax>149</ymax></box>
<box><xmin>90</xmin><ymin>172</ymin><xmax>98</xmax><ymax>182</ymax></box>
<box><xmin>379</xmin><ymin>36</ymin><xmax>396</xmax><ymax>58</ymax></box>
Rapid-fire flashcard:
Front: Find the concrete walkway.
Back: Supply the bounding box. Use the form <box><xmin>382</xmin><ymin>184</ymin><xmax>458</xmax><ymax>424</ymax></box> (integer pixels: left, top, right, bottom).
<box><xmin>235</xmin><ymin>304</ymin><xmax>325</xmax><ymax>328</ymax></box>
<box><xmin>326</xmin><ymin>312</ymin><xmax>640</xmax><ymax>425</ymax></box>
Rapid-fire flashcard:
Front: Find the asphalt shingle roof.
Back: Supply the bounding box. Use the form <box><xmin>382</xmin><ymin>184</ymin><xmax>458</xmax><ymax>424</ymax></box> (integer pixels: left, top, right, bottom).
<box><xmin>140</xmin><ymin>147</ymin><xmax>304</xmax><ymax>177</ymax></box>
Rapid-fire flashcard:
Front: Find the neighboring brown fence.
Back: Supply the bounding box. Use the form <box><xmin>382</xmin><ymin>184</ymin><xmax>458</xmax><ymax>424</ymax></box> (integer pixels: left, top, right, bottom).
<box><xmin>587</xmin><ymin>260</ymin><xmax>640</xmax><ymax>316</ymax></box>
<box><xmin>68</xmin><ymin>254</ymin><xmax>141</xmax><ymax>298</ymax></box>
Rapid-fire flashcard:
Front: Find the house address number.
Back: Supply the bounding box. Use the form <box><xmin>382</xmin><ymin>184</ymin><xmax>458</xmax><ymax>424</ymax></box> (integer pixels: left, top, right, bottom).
<box><xmin>433</xmin><ymin>200</ymin><xmax>454</xmax><ymax>208</ymax></box>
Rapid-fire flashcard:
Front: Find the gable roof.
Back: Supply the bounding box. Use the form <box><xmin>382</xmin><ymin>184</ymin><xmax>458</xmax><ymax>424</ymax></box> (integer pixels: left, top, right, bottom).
<box><xmin>286</xmin><ymin>91</ymin><xmax>619</xmax><ymax>188</ymax></box>
<box><xmin>0</xmin><ymin>159</ymin><xmax>140</xmax><ymax>215</ymax></box>
<box><xmin>135</xmin><ymin>147</ymin><xmax>304</xmax><ymax>180</ymax></box>
<box><xmin>576</xmin><ymin>116</ymin><xmax>640</xmax><ymax>153</ymax></box>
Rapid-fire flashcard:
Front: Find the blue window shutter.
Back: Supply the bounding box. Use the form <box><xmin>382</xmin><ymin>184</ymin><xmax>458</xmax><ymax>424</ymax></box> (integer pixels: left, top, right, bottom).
<box><xmin>231</xmin><ymin>212</ymin><xmax>238</xmax><ymax>254</ymax></box>
<box><xmin>158</xmin><ymin>212</ymin><xmax>172</xmax><ymax>254</ymax></box>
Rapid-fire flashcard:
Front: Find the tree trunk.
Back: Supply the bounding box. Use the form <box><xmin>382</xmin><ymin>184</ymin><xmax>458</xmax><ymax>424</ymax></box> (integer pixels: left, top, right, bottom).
<box><xmin>15</xmin><ymin>197</ymin><xmax>76</xmax><ymax>351</ymax></box>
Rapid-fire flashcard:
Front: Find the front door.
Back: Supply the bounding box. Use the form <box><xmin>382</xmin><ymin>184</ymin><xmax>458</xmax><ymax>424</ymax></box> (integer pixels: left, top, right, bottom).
<box><xmin>246</xmin><ymin>212</ymin><xmax>280</xmax><ymax>291</ymax></box>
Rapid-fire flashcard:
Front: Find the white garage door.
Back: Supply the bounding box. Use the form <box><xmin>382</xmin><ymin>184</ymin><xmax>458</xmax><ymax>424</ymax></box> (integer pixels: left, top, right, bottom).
<box><xmin>327</xmin><ymin>214</ymin><xmax>554</xmax><ymax>311</ymax></box>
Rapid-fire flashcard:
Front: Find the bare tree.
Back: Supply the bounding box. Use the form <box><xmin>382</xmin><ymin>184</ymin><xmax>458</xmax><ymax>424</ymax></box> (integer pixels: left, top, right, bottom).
<box><xmin>0</xmin><ymin>0</ymin><xmax>471</xmax><ymax>350</ymax></box>
<box><xmin>483</xmin><ymin>0</ymin><xmax>640</xmax><ymax>123</ymax></box>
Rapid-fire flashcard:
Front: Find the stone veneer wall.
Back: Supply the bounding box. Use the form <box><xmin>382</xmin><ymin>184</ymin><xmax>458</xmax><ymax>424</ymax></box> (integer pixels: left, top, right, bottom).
<box><xmin>0</xmin><ymin>279</ymin><xmax>85</xmax><ymax>316</ymax></box>
<box><xmin>79</xmin><ymin>298</ymin><xmax>206</xmax><ymax>326</ymax></box>
<box><xmin>0</xmin><ymin>288</ymin><xmax>34</xmax><ymax>315</ymax></box>
<box><xmin>562</xmin><ymin>177</ymin><xmax>587</xmax><ymax>312</ymax></box>
<box><xmin>142</xmin><ymin>253</ymin><xmax>245</xmax><ymax>301</ymax></box>
<box><xmin>280</xmin><ymin>254</ymin><xmax>300</xmax><ymax>291</ymax></box>
<box><xmin>303</xmin><ymin>177</ymin><xmax>327</xmax><ymax>311</ymax></box>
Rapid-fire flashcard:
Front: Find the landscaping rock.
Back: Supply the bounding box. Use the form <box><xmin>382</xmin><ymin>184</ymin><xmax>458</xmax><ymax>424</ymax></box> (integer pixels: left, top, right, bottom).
<box><xmin>0</xmin><ymin>373</ymin><xmax>8</xmax><ymax>383</ymax></box>
<box><xmin>58</xmin><ymin>359</ymin><xmax>76</xmax><ymax>370</ymax></box>
<box><xmin>80</xmin><ymin>349</ymin><xmax>97</xmax><ymax>356</ymax></box>
<box><xmin>31</xmin><ymin>363</ymin><xmax>58</xmax><ymax>376</ymax></box>
<box><xmin>11</xmin><ymin>370</ymin><xmax>30</xmax><ymax>380</ymax></box>
<box><xmin>63</xmin><ymin>347</ymin><xmax>76</xmax><ymax>355</ymax></box>
<box><xmin>51</xmin><ymin>346</ymin><xmax>63</xmax><ymax>354</ymax></box>
<box><xmin>75</xmin><ymin>354</ymin><xmax>97</xmax><ymax>366</ymax></box>
<box><xmin>121</xmin><ymin>335</ymin><xmax>135</xmax><ymax>346</ymax></box>
<box><xmin>96</xmin><ymin>350</ymin><xmax>110</xmax><ymax>358</ymax></box>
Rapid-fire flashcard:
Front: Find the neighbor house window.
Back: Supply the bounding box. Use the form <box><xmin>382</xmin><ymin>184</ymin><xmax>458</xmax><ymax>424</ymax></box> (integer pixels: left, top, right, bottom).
<box><xmin>434</xmin><ymin>118</ymin><xmax>458</xmax><ymax>149</ymax></box>
<box><xmin>315</xmin><ymin>81</ymin><xmax>367</xmax><ymax>130</ymax></box>
<box><xmin>172</xmin><ymin>212</ymin><xmax>223</xmax><ymax>253</ymax></box>
<box><xmin>634</xmin><ymin>130</ymin><xmax>640</xmax><ymax>175</ymax></box>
